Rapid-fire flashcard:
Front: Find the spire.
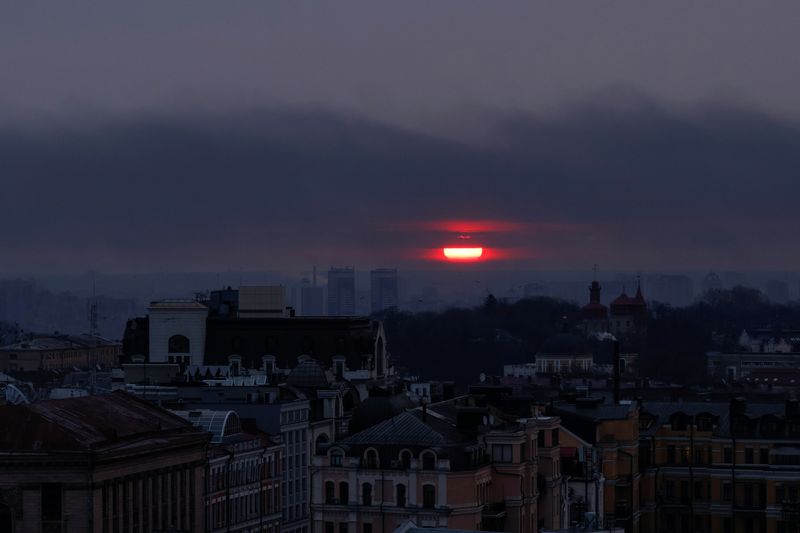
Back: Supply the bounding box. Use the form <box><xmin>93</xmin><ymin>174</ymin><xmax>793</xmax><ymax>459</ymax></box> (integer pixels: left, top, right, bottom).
<box><xmin>635</xmin><ymin>275</ymin><xmax>645</xmax><ymax>302</ymax></box>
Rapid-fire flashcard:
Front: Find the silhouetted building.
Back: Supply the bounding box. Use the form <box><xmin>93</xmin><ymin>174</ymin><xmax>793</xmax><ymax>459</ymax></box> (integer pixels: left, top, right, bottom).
<box><xmin>327</xmin><ymin>268</ymin><xmax>355</xmax><ymax>316</ymax></box>
<box><xmin>370</xmin><ymin>268</ymin><xmax>398</xmax><ymax>314</ymax></box>
<box><xmin>300</xmin><ymin>273</ymin><xmax>325</xmax><ymax>316</ymax></box>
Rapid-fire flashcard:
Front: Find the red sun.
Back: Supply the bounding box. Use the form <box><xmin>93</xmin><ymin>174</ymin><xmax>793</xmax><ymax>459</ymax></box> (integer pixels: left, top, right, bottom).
<box><xmin>443</xmin><ymin>247</ymin><xmax>484</xmax><ymax>261</ymax></box>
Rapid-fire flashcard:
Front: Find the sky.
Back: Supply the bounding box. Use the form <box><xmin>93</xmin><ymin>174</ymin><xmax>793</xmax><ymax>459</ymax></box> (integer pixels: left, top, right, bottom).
<box><xmin>1</xmin><ymin>1</ymin><xmax>800</xmax><ymax>275</ymax></box>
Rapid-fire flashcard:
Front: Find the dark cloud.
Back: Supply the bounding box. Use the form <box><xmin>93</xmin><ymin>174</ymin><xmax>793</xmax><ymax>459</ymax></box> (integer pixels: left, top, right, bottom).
<box><xmin>1</xmin><ymin>103</ymin><xmax>798</xmax><ymax>274</ymax></box>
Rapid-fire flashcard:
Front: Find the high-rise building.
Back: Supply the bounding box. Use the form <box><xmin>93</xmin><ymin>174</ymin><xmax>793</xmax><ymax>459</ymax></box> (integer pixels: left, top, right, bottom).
<box><xmin>326</xmin><ymin>267</ymin><xmax>355</xmax><ymax>316</ymax></box>
<box><xmin>300</xmin><ymin>267</ymin><xmax>324</xmax><ymax>316</ymax></box>
<box><xmin>370</xmin><ymin>268</ymin><xmax>398</xmax><ymax>314</ymax></box>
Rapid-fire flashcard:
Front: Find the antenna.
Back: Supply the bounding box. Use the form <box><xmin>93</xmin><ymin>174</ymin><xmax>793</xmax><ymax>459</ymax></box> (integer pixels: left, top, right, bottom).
<box><xmin>592</xmin><ymin>263</ymin><xmax>599</xmax><ymax>281</ymax></box>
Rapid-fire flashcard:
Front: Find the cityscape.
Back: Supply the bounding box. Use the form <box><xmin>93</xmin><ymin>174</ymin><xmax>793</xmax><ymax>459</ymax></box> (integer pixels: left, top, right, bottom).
<box><xmin>2</xmin><ymin>2</ymin><xmax>800</xmax><ymax>533</ymax></box>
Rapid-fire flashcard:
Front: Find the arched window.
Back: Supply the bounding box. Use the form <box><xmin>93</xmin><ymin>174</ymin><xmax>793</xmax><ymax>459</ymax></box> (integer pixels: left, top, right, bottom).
<box><xmin>422</xmin><ymin>451</ymin><xmax>436</xmax><ymax>470</ymax></box>
<box><xmin>400</xmin><ymin>450</ymin><xmax>412</xmax><ymax>470</ymax></box>
<box><xmin>325</xmin><ymin>481</ymin><xmax>335</xmax><ymax>504</ymax></box>
<box><xmin>365</xmin><ymin>449</ymin><xmax>379</xmax><ymax>469</ymax></box>
<box><xmin>423</xmin><ymin>484</ymin><xmax>436</xmax><ymax>508</ymax></box>
<box><xmin>339</xmin><ymin>482</ymin><xmax>349</xmax><ymax>504</ymax></box>
<box><xmin>362</xmin><ymin>483</ymin><xmax>372</xmax><ymax>506</ymax></box>
<box><xmin>315</xmin><ymin>434</ymin><xmax>330</xmax><ymax>454</ymax></box>
<box><xmin>168</xmin><ymin>334</ymin><xmax>190</xmax><ymax>353</ymax></box>
<box><xmin>396</xmin><ymin>484</ymin><xmax>406</xmax><ymax>507</ymax></box>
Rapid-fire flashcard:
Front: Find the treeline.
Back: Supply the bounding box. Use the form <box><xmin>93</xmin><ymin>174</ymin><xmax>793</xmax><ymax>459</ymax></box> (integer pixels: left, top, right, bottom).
<box><xmin>380</xmin><ymin>287</ymin><xmax>800</xmax><ymax>386</ymax></box>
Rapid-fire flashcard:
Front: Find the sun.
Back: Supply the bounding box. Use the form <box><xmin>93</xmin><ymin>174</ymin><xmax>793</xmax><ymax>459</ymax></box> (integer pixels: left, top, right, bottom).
<box><xmin>443</xmin><ymin>247</ymin><xmax>484</xmax><ymax>261</ymax></box>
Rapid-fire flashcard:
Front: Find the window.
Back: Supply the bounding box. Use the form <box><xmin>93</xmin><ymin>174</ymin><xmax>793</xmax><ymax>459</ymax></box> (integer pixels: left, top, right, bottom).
<box><xmin>680</xmin><ymin>480</ymin><xmax>690</xmax><ymax>504</ymax></box>
<box><xmin>325</xmin><ymin>522</ymin><xmax>335</xmax><ymax>533</ymax></box>
<box><xmin>396</xmin><ymin>484</ymin><xmax>406</xmax><ymax>507</ymax></box>
<box><xmin>667</xmin><ymin>445</ymin><xmax>676</xmax><ymax>465</ymax></box>
<box><xmin>492</xmin><ymin>444</ymin><xmax>512</xmax><ymax>463</ymax></box>
<box><xmin>722</xmin><ymin>481</ymin><xmax>732</xmax><ymax>502</ymax></box>
<box><xmin>339</xmin><ymin>523</ymin><xmax>348</xmax><ymax>533</ymax></box>
<box><xmin>423</xmin><ymin>484</ymin><xmax>436</xmax><ymax>509</ymax></box>
<box><xmin>325</xmin><ymin>481</ymin><xmax>335</xmax><ymax>504</ymax></box>
<box><xmin>41</xmin><ymin>483</ymin><xmax>62</xmax><ymax>523</ymax></box>
<box><xmin>400</xmin><ymin>450</ymin><xmax>412</xmax><ymax>469</ymax></box>
<box><xmin>552</xmin><ymin>429</ymin><xmax>559</xmax><ymax>445</ymax></box>
<box><xmin>364</xmin><ymin>449</ymin><xmax>379</xmax><ymax>469</ymax></box>
<box><xmin>759</xmin><ymin>448</ymin><xmax>769</xmax><ymax>465</ymax></box>
<box><xmin>422</xmin><ymin>452</ymin><xmax>436</xmax><ymax>470</ymax></box>
<box><xmin>168</xmin><ymin>334</ymin><xmax>190</xmax><ymax>353</ymax></box>
<box><xmin>331</xmin><ymin>453</ymin><xmax>342</xmax><ymax>467</ymax></box>
<box><xmin>363</xmin><ymin>524</ymin><xmax>372</xmax><ymax>533</ymax></box>
<box><xmin>339</xmin><ymin>482</ymin><xmax>349</xmax><ymax>504</ymax></box>
<box><xmin>362</xmin><ymin>483</ymin><xmax>372</xmax><ymax>506</ymax></box>
<box><xmin>695</xmin><ymin>481</ymin><xmax>704</xmax><ymax>500</ymax></box>
<box><xmin>724</xmin><ymin>447</ymin><xmax>733</xmax><ymax>463</ymax></box>
<box><xmin>538</xmin><ymin>430</ymin><xmax>545</xmax><ymax>448</ymax></box>
<box><xmin>745</xmin><ymin>448</ymin><xmax>754</xmax><ymax>464</ymax></box>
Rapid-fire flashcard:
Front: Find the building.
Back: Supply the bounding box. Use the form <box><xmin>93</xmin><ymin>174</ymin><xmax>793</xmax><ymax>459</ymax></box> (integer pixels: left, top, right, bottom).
<box><xmin>706</xmin><ymin>351</ymin><xmax>800</xmax><ymax>381</ymax></box>
<box><xmin>550</xmin><ymin>398</ymin><xmax>641</xmax><ymax>533</ymax></box>
<box><xmin>637</xmin><ymin>398</ymin><xmax>800</xmax><ymax>533</ymax></box>
<box><xmin>608</xmin><ymin>285</ymin><xmax>647</xmax><ymax>337</ymax></box>
<box><xmin>132</xmin><ymin>299</ymin><xmax>391</xmax><ymax>382</ymax></box>
<box><xmin>581</xmin><ymin>279</ymin><xmax>609</xmax><ymax>335</ymax></box>
<box><xmin>301</xmin><ymin>272</ymin><xmax>325</xmax><ymax>316</ymax></box>
<box><xmin>370</xmin><ymin>269</ymin><xmax>399</xmax><ymax>314</ymax></box>
<box><xmin>172</xmin><ymin>409</ymin><xmax>283</xmax><ymax>533</ymax></box>
<box><xmin>0</xmin><ymin>334</ymin><xmax>121</xmax><ymax>372</ymax></box>
<box><xmin>534</xmin><ymin>333</ymin><xmax>594</xmax><ymax>376</ymax></box>
<box><xmin>739</xmin><ymin>329</ymin><xmax>800</xmax><ymax>354</ymax></box>
<box><xmin>0</xmin><ymin>391</ymin><xmax>210</xmax><ymax>532</ymax></box>
<box><xmin>311</xmin><ymin>396</ymin><xmax>559</xmax><ymax>533</ymax></box>
<box><xmin>147</xmin><ymin>299</ymin><xmax>208</xmax><ymax>366</ymax></box>
<box><xmin>327</xmin><ymin>268</ymin><xmax>356</xmax><ymax>316</ymax></box>
<box><xmin>239</xmin><ymin>286</ymin><xmax>290</xmax><ymax>318</ymax></box>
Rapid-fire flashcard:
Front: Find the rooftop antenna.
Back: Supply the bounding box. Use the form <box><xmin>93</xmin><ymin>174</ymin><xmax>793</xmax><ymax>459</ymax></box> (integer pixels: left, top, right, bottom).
<box><xmin>592</xmin><ymin>263</ymin><xmax>599</xmax><ymax>281</ymax></box>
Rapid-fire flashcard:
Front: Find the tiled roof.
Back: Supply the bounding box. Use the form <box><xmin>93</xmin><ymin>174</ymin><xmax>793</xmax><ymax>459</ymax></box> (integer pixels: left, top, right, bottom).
<box><xmin>341</xmin><ymin>411</ymin><xmax>447</xmax><ymax>447</ymax></box>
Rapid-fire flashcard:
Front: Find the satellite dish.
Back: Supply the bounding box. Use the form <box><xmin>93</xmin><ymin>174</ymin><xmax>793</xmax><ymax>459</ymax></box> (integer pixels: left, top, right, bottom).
<box><xmin>479</xmin><ymin>372</ymin><xmax>486</xmax><ymax>383</ymax></box>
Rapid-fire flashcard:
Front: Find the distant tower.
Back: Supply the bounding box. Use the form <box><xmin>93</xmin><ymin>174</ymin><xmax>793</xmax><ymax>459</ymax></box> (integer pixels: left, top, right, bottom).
<box><xmin>370</xmin><ymin>268</ymin><xmax>399</xmax><ymax>314</ymax></box>
<box><xmin>300</xmin><ymin>266</ymin><xmax>324</xmax><ymax>316</ymax></box>
<box><xmin>327</xmin><ymin>267</ymin><xmax>356</xmax><ymax>316</ymax></box>
<box><xmin>581</xmin><ymin>264</ymin><xmax>608</xmax><ymax>334</ymax></box>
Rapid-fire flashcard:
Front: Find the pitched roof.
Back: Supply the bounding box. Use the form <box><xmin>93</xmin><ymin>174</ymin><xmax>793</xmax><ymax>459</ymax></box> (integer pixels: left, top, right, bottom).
<box><xmin>341</xmin><ymin>411</ymin><xmax>447</xmax><ymax>447</ymax></box>
<box><xmin>0</xmin><ymin>391</ymin><xmax>205</xmax><ymax>451</ymax></box>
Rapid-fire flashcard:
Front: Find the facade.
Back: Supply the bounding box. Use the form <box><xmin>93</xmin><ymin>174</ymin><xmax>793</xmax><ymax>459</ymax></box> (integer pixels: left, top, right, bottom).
<box><xmin>638</xmin><ymin>399</ymin><xmax>800</xmax><ymax>533</ymax></box>
<box><xmin>312</xmin><ymin>397</ymin><xmax>560</xmax><ymax>533</ymax></box>
<box><xmin>706</xmin><ymin>352</ymin><xmax>800</xmax><ymax>381</ymax></box>
<box><xmin>550</xmin><ymin>399</ymin><xmax>641</xmax><ymax>533</ymax></box>
<box><xmin>0</xmin><ymin>391</ymin><xmax>209</xmax><ymax>533</ymax></box>
<box><xmin>370</xmin><ymin>269</ymin><xmax>398</xmax><ymax>314</ymax></box>
<box><xmin>129</xmin><ymin>301</ymin><xmax>390</xmax><ymax>381</ymax></box>
<box><xmin>0</xmin><ymin>334</ymin><xmax>121</xmax><ymax>372</ymax></box>
<box><xmin>173</xmin><ymin>409</ymin><xmax>283</xmax><ymax>533</ymax></box>
<box><xmin>327</xmin><ymin>268</ymin><xmax>356</xmax><ymax>317</ymax></box>
<box><xmin>147</xmin><ymin>299</ymin><xmax>208</xmax><ymax>366</ymax></box>
<box><xmin>535</xmin><ymin>334</ymin><xmax>594</xmax><ymax>375</ymax></box>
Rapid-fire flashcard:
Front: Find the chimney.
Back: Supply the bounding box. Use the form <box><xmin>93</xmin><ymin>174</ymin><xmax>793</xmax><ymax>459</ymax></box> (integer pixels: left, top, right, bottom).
<box><xmin>613</xmin><ymin>340</ymin><xmax>621</xmax><ymax>405</ymax></box>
